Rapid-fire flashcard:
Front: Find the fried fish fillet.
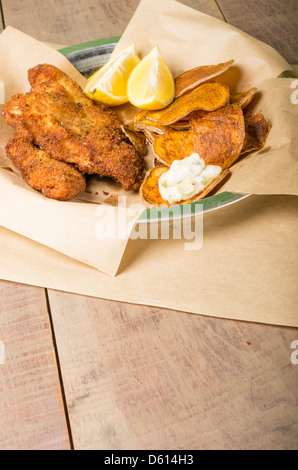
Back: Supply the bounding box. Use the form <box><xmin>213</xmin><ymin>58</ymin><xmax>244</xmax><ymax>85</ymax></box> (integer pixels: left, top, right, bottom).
<box><xmin>5</xmin><ymin>135</ymin><xmax>86</xmax><ymax>201</ymax></box>
<box><xmin>3</xmin><ymin>64</ymin><xmax>145</xmax><ymax>191</ymax></box>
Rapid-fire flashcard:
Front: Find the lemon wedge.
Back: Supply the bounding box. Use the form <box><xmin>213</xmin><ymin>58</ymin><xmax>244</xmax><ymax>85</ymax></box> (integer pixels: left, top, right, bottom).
<box><xmin>84</xmin><ymin>43</ymin><xmax>141</xmax><ymax>106</ymax></box>
<box><xmin>127</xmin><ymin>46</ymin><xmax>175</xmax><ymax>110</ymax></box>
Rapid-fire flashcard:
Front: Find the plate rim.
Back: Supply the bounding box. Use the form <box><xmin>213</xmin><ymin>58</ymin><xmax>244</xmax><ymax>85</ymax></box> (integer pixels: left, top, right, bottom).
<box><xmin>59</xmin><ymin>36</ymin><xmax>121</xmax><ymax>57</ymax></box>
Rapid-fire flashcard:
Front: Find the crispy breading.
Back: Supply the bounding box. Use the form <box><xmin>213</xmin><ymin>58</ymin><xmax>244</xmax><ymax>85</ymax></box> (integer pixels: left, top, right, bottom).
<box><xmin>5</xmin><ymin>135</ymin><xmax>86</xmax><ymax>201</ymax></box>
<box><xmin>3</xmin><ymin>64</ymin><xmax>145</xmax><ymax>191</ymax></box>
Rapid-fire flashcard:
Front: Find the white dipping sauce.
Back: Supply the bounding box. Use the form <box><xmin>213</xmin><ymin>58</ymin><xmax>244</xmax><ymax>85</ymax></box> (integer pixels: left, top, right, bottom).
<box><xmin>158</xmin><ymin>153</ymin><xmax>222</xmax><ymax>204</ymax></box>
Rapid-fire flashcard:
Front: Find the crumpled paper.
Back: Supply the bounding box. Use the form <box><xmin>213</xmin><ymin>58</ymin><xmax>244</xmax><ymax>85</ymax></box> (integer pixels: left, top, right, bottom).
<box><xmin>0</xmin><ymin>0</ymin><xmax>297</xmax><ymax>277</ymax></box>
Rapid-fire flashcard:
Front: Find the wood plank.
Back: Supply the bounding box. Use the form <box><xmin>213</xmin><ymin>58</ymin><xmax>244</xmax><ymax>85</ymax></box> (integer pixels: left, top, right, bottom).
<box><xmin>0</xmin><ymin>8</ymin><xmax>70</xmax><ymax>450</ymax></box>
<box><xmin>173</xmin><ymin>0</ymin><xmax>223</xmax><ymax>20</ymax></box>
<box><xmin>0</xmin><ymin>281</ymin><xmax>71</xmax><ymax>450</ymax></box>
<box><xmin>217</xmin><ymin>0</ymin><xmax>298</xmax><ymax>63</ymax></box>
<box><xmin>1</xmin><ymin>0</ymin><xmax>224</xmax><ymax>45</ymax></box>
<box><xmin>47</xmin><ymin>291</ymin><xmax>298</xmax><ymax>450</ymax></box>
<box><xmin>0</xmin><ymin>2</ymin><xmax>3</xmax><ymax>32</ymax></box>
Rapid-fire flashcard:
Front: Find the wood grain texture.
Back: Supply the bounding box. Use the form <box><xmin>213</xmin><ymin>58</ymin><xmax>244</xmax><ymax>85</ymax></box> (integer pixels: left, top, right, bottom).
<box><xmin>216</xmin><ymin>0</ymin><xmax>298</xmax><ymax>63</ymax></box>
<box><xmin>1</xmin><ymin>0</ymin><xmax>224</xmax><ymax>44</ymax></box>
<box><xmin>47</xmin><ymin>291</ymin><xmax>298</xmax><ymax>450</ymax></box>
<box><xmin>0</xmin><ymin>281</ymin><xmax>71</xmax><ymax>450</ymax></box>
<box><xmin>0</xmin><ymin>2</ymin><xmax>3</xmax><ymax>32</ymax></box>
<box><xmin>174</xmin><ymin>0</ymin><xmax>223</xmax><ymax>19</ymax></box>
<box><xmin>0</xmin><ymin>2</ymin><xmax>70</xmax><ymax>451</ymax></box>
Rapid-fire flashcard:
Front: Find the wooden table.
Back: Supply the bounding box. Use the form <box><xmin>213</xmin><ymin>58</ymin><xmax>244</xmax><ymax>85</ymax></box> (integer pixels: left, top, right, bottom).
<box><xmin>0</xmin><ymin>0</ymin><xmax>297</xmax><ymax>450</ymax></box>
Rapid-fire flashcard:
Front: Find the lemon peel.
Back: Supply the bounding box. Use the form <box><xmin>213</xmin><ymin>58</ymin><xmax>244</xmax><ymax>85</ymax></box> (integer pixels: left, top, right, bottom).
<box><xmin>127</xmin><ymin>46</ymin><xmax>175</xmax><ymax>110</ymax></box>
<box><xmin>84</xmin><ymin>43</ymin><xmax>140</xmax><ymax>106</ymax></box>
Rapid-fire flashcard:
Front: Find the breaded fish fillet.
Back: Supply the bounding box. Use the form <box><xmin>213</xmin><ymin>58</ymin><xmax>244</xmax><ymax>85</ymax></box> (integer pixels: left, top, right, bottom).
<box><xmin>6</xmin><ymin>135</ymin><xmax>86</xmax><ymax>201</ymax></box>
<box><xmin>3</xmin><ymin>64</ymin><xmax>145</xmax><ymax>191</ymax></box>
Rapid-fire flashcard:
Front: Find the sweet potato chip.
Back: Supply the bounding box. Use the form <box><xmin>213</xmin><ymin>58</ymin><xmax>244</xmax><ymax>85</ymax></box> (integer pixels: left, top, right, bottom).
<box><xmin>230</xmin><ymin>87</ymin><xmax>257</xmax><ymax>109</ymax></box>
<box><xmin>120</xmin><ymin>125</ymin><xmax>147</xmax><ymax>156</ymax></box>
<box><xmin>181</xmin><ymin>129</ymin><xmax>195</xmax><ymax>158</ymax></box>
<box><xmin>188</xmin><ymin>109</ymin><xmax>209</xmax><ymax>120</ymax></box>
<box><xmin>135</xmin><ymin>118</ymin><xmax>167</xmax><ymax>134</ymax></box>
<box><xmin>190</xmin><ymin>103</ymin><xmax>245</xmax><ymax>169</ymax></box>
<box><xmin>134</xmin><ymin>110</ymin><xmax>148</xmax><ymax>122</ymax></box>
<box><xmin>153</xmin><ymin>130</ymin><xmax>188</xmax><ymax>166</ymax></box>
<box><xmin>143</xmin><ymin>129</ymin><xmax>158</xmax><ymax>146</ymax></box>
<box><xmin>153</xmin><ymin>157</ymin><xmax>165</xmax><ymax>167</ymax></box>
<box><xmin>174</xmin><ymin>60</ymin><xmax>234</xmax><ymax>98</ymax></box>
<box><xmin>146</xmin><ymin>82</ymin><xmax>230</xmax><ymax>125</ymax></box>
<box><xmin>139</xmin><ymin>167</ymin><xmax>169</xmax><ymax>207</ymax></box>
<box><xmin>134</xmin><ymin>111</ymin><xmax>168</xmax><ymax>135</ymax></box>
<box><xmin>241</xmin><ymin>113</ymin><xmax>270</xmax><ymax>154</ymax></box>
<box><xmin>140</xmin><ymin>166</ymin><xmax>230</xmax><ymax>207</ymax></box>
<box><xmin>169</xmin><ymin>119</ymin><xmax>190</xmax><ymax>130</ymax></box>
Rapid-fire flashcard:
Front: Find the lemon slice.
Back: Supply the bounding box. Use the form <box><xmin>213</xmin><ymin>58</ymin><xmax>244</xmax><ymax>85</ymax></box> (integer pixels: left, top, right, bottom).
<box><xmin>127</xmin><ymin>46</ymin><xmax>175</xmax><ymax>110</ymax></box>
<box><xmin>84</xmin><ymin>43</ymin><xmax>141</xmax><ymax>106</ymax></box>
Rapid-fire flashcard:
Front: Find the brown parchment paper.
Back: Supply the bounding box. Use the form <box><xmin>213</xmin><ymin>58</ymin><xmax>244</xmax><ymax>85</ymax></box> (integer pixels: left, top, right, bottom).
<box><xmin>0</xmin><ymin>193</ymin><xmax>297</xmax><ymax>327</ymax></box>
<box><xmin>112</xmin><ymin>0</ymin><xmax>291</xmax><ymax>89</ymax></box>
<box><xmin>0</xmin><ymin>27</ymin><xmax>146</xmax><ymax>276</ymax></box>
<box><xmin>0</xmin><ymin>0</ymin><xmax>297</xmax><ymax>285</ymax></box>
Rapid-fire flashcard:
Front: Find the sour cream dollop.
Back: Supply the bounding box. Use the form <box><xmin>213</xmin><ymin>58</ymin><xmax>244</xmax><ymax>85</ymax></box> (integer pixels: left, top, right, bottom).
<box><xmin>158</xmin><ymin>153</ymin><xmax>222</xmax><ymax>204</ymax></box>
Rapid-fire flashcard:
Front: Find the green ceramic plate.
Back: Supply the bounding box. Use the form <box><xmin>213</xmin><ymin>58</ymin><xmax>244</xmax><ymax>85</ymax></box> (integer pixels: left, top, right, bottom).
<box><xmin>59</xmin><ymin>37</ymin><xmax>250</xmax><ymax>221</ymax></box>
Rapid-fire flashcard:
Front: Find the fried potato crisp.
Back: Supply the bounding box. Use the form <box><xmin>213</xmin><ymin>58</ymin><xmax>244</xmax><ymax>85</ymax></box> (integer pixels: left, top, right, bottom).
<box><xmin>146</xmin><ymin>82</ymin><xmax>230</xmax><ymax>125</ymax></box>
<box><xmin>121</xmin><ymin>125</ymin><xmax>147</xmax><ymax>157</ymax></box>
<box><xmin>140</xmin><ymin>167</ymin><xmax>169</xmax><ymax>206</ymax></box>
<box><xmin>144</xmin><ymin>129</ymin><xmax>159</xmax><ymax>146</ymax></box>
<box><xmin>241</xmin><ymin>113</ymin><xmax>270</xmax><ymax>154</ymax></box>
<box><xmin>153</xmin><ymin>157</ymin><xmax>165</xmax><ymax>168</ymax></box>
<box><xmin>169</xmin><ymin>119</ymin><xmax>190</xmax><ymax>130</ymax></box>
<box><xmin>190</xmin><ymin>103</ymin><xmax>245</xmax><ymax>169</ymax></box>
<box><xmin>136</xmin><ymin>58</ymin><xmax>271</xmax><ymax>207</ymax></box>
<box><xmin>230</xmin><ymin>87</ymin><xmax>257</xmax><ymax>109</ymax></box>
<box><xmin>153</xmin><ymin>130</ymin><xmax>188</xmax><ymax>165</ymax></box>
<box><xmin>174</xmin><ymin>60</ymin><xmax>234</xmax><ymax>98</ymax></box>
<box><xmin>140</xmin><ymin>166</ymin><xmax>230</xmax><ymax>207</ymax></box>
<box><xmin>134</xmin><ymin>110</ymin><xmax>147</xmax><ymax>123</ymax></box>
<box><xmin>188</xmin><ymin>109</ymin><xmax>209</xmax><ymax>120</ymax></box>
<box><xmin>134</xmin><ymin>116</ymin><xmax>167</xmax><ymax>135</ymax></box>
<box><xmin>181</xmin><ymin>129</ymin><xmax>195</xmax><ymax>158</ymax></box>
